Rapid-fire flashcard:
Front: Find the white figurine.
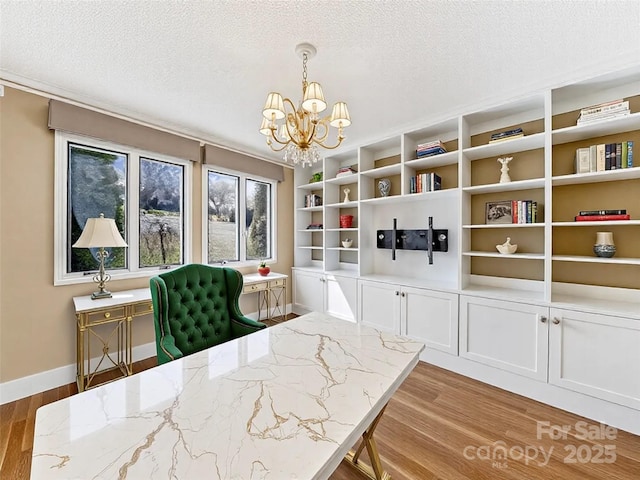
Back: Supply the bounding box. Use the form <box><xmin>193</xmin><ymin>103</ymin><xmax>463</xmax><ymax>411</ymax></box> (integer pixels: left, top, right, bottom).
<box><xmin>343</xmin><ymin>187</ymin><xmax>351</xmax><ymax>203</ymax></box>
<box><xmin>496</xmin><ymin>237</ymin><xmax>517</xmax><ymax>254</ymax></box>
<box><xmin>497</xmin><ymin>156</ymin><xmax>513</xmax><ymax>183</ymax></box>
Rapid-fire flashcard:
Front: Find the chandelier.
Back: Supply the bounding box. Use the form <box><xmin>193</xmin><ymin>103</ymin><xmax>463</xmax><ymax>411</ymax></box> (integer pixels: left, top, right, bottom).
<box><xmin>259</xmin><ymin>43</ymin><xmax>351</xmax><ymax>167</ymax></box>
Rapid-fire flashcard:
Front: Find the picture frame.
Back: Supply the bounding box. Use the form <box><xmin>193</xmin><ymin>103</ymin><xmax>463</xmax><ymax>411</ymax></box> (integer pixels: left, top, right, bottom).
<box><xmin>485</xmin><ymin>201</ymin><xmax>513</xmax><ymax>224</ymax></box>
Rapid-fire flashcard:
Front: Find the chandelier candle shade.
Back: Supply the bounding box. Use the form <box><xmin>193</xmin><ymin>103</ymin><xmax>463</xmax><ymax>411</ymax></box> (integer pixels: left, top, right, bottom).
<box><xmin>73</xmin><ymin>213</ymin><xmax>128</xmax><ymax>299</ymax></box>
<box><xmin>260</xmin><ymin>43</ymin><xmax>351</xmax><ymax>167</ymax></box>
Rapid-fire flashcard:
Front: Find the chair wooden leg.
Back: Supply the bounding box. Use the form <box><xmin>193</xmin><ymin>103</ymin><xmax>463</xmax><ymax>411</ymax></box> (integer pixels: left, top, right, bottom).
<box><xmin>343</xmin><ymin>404</ymin><xmax>391</xmax><ymax>480</ymax></box>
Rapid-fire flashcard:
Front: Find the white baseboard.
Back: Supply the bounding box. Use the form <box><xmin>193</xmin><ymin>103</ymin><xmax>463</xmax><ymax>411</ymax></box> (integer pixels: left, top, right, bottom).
<box><xmin>0</xmin><ymin>341</ymin><xmax>157</xmax><ymax>405</ymax></box>
<box><xmin>421</xmin><ymin>348</ymin><xmax>640</xmax><ymax>436</ymax></box>
<box><xmin>0</xmin><ymin>304</ymin><xmax>292</xmax><ymax>405</ymax></box>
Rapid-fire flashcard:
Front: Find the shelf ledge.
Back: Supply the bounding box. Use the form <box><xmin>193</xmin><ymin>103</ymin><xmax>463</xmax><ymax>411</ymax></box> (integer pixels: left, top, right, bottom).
<box><xmin>552</xmin><ymin>255</ymin><xmax>640</xmax><ymax>265</ymax></box>
<box><xmin>463</xmin><ymin>251</ymin><xmax>544</xmax><ymax>260</ymax></box>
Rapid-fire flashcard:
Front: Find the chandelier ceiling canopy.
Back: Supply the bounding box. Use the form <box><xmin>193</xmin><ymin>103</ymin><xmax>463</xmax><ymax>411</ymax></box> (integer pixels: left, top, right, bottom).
<box><xmin>259</xmin><ymin>43</ymin><xmax>351</xmax><ymax>167</ymax></box>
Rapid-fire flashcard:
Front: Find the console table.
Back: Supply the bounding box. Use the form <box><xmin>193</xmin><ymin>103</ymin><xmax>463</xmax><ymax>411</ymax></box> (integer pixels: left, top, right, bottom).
<box><xmin>242</xmin><ymin>272</ymin><xmax>288</xmax><ymax>321</ymax></box>
<box><xmin>32</xmin><ymin>312</ymin><xmax>424</xmax><ymax>479</ymax></box>
<box><xmin>73</xmin><ymin>288</ymin><xmax>152</xmax><ymax>392</ymax></box>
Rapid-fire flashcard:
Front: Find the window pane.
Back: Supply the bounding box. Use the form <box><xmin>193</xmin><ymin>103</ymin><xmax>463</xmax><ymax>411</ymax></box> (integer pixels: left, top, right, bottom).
<box><xmin>246</xmin><ymin>179</ymin><xmax>271</xmax><ymax>261</ymax></box>
<box><xmin>139</xmin><ymin>157</ymin><xmax>184</xmax><ymax>267</ymax></box>
<box><xmin>207</xmin><ymin>171</ymin><xmax>239</xmax><ymax>263</ymax></box>
<box><xmin>67</xmin><ymin>143</ymin><xmax>127</xmax><ymax>273</ymax></box>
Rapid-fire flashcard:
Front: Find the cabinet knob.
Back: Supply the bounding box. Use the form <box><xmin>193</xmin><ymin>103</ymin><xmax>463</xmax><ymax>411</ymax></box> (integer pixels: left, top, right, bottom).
<box><xmin>552</xmin><ymin>317</ymin><xmax>561</xmax><ymax>325</ymax></box>
<box><xmin>540</xmin><ymin>315</ymin><xmax>547</xmax><ymax>323</ymax></box>
<box><xmin>104</xmin><ymin>312</ymin><xmax>111</xmax><ymax>318</ymax></box>
<box><xmin>395</xmin><ymin>291</ymin><xmax>399</xmax><ymax>295</ymax></box>
<box><xmin>401</xmin><ymin>292</ymin><xmax>406</xmax><ymax>297</ymax></box>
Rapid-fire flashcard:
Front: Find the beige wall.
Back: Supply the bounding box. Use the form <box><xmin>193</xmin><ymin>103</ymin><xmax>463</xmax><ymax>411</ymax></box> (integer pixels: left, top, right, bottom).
<box><xmin>0</xmin><ymin>87</ymin><xmax>294</xmax><ymax>383</ymax></box>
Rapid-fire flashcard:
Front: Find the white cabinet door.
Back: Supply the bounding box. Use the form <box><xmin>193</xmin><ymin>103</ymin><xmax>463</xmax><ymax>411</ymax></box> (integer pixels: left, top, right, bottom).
<box><xmin>403</xmin><ymin>287</ymin><xmax>459</xmax><ymax>355</ymax></box>
<box><xmin>459</xmin><ymin>296</ymin><xmax>549</xmax><ymax>381</ymax></box>
<box><xmin>358</xmin><ymin>280</ymin><xmax>401</xmax><ymax>334</ymax></box>
<box><xmin>325</xmin><ymin>274</ymin><xmax>357</xmax><ymax>322</ymax></box>
<box><xmin>549</xmin><ymin>308</ymin><xmax>640</xmax><ymax>410</ymax></box>
<box><xmin>292</xmin><ymin>270</ymin><xmax>325</xmax><ymax>314</ymax></box>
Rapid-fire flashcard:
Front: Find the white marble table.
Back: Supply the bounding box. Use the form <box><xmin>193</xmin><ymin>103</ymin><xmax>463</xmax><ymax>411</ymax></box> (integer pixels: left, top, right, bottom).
<box><xmin>31</xmin><ymin>312</ymin><xmax>424</xmax><ymax>479</ymax></box>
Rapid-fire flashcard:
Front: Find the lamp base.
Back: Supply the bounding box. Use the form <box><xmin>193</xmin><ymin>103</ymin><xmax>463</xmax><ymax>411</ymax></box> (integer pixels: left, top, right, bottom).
<box><xmin>91</xmin><ymin>290</ymin><xmax>113</xmax><ymax>300</ymax></box>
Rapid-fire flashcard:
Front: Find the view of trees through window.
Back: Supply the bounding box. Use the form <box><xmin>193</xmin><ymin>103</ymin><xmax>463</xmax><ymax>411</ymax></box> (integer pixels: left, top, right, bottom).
<box><xmin>68</xmin><ymin>144</ymin><xmax>127</xmax><ymax>273</ymax></box>
<box><xmin>207</xmin><ymin>172</ymin><xmax>239</xmax><ymax>262</ymax></box>
<box><xmin>139</xmin><ymin>157</ymin><xmax>184</xmax><ymax>267</ymax></box>
<box><xmin>67</xmin><ymin>144</ymin><xmax>185</xmax><ymax>274</ymax></box>
<box><xmin>207</xmin><ymin>172</ymin><xmax>272</xmax><ymax>264</ymax></box>
<box><xmin>246</xmin><ymin>179</ymin><xmax>271</xmax><ymax>260</ymax></box>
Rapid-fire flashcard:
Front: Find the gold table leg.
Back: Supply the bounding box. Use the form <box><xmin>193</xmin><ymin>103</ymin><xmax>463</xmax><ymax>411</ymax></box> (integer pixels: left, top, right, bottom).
<box><xmin>343</xmin><ymin>404</ymin><xmax>391</xmax><ymax>480</ymax></box>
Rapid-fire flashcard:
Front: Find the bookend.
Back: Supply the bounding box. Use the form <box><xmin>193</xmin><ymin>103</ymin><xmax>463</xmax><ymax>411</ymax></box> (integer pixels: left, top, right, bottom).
<box><xmin>377</xmin><ymin>217</ymin><xmax>448</xmax><ymax>264</ymax></box>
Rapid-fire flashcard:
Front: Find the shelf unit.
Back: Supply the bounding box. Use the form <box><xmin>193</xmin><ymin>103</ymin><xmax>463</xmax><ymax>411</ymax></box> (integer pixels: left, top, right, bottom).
<box><xmin>293</xmin><ymin>64</ymin><xmax>640</xmax><ymax>307</ymax></box>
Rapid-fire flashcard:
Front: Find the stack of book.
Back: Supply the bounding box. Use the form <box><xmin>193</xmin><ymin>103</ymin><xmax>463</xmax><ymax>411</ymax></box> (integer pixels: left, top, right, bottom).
<box><xmin>336</xmin><ymin>166</ymin><xmax>357</xmax><ymax>178</ymax></box>
<box><xmin>577</xmin><ymin>99</ymin><xmax>630</xmax><ymax>125</ymax></box>
<box><xmin>416</xmin><ymin>141</ymin><xmax>447</xmax><ymax>158</ymax></box>
<box><xmin>574</xmin><ymin>209</ymin><xmax>630</xmax><ymax>221</ymax></box>
<box><xmin>304</xmin><ymin>194</ymin><xmax>322</xmax><ymax>208</ymax></box>
<box><xmin>512</xmin><ymin>200</ymin><xmax>538</xmax><ymax>224</ymax></box>
<box><xmin>410</xmin><ymin>173</ymin><xmax>441</xmax><ymax>193</ymax></box>
<box><xmin>489</xmin><ymin>128</ymin><xmax>524</xmax><ymax>144</ymax></box>
<box><xmin>574</xmin><ymin>141</ymin><xmax>634</xmax><ymax>173</ymax></box>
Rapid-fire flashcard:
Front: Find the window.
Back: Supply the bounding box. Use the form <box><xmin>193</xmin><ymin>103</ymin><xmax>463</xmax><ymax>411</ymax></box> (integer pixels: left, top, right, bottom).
<box><xmin>55</xmin><ymin>132</ymin><xmax>192</xmax><ymax>285</ymax></box>
<box><xmin>204</xmin><ymin>167</ymin><xmax>276</xmax><ymax>266</ymax></box>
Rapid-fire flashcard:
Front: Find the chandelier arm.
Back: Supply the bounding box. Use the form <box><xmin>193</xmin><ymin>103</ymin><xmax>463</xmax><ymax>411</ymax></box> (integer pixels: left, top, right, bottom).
<box><xmin>311</xmin><ymin>135</ymin><xmax>345</xmax><ymax>150</ymax></box>
<box><xmin>311</xmin><ymin>119</ymin><xmax>330</xmax><ymax>143</ymax></box>
<box><xmin>266</xmin><ymin>139</ymin><xmax>289</xmax><ymax>152</ymax></box>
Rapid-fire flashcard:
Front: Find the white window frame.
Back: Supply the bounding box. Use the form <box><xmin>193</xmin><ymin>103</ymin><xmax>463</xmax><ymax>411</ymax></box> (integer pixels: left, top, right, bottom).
<box><xmin>202</xmin><ymin>165</ymin><xmax>277</xmax><ymax>268</ymax></box>
<box><xmin>54</xmin><ymin>131</ymin><xmax>193</xmax><ymax>286</ymax></box>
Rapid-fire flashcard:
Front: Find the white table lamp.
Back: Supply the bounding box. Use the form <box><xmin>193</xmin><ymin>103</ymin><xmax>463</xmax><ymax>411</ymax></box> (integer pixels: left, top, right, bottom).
<box><xmin>73</xmin><ymin>213</ymin><xmax>127</xmax><ymax>299</ymax></box>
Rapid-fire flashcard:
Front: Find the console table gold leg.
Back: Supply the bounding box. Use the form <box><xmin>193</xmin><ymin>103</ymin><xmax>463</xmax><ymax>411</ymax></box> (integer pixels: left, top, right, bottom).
<box><xmin>344</xmin><ymin>405</ymin><xmax>391</xmax><ymax>480</ymax></box>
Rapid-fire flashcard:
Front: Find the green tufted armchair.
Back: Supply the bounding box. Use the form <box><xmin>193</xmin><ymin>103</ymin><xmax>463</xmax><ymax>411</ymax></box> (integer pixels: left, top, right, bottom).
<box><xmin>150</xmin><ymin>264</ymin><xmax>266</xmax><ymax>365</ymax></box>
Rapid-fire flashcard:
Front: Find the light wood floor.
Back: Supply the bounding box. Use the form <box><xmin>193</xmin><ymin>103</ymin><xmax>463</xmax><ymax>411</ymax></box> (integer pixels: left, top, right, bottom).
<box><xmin>2</xmin><ymin>317</ymin><xmax>639</xmax><ymax>479</ymax></box>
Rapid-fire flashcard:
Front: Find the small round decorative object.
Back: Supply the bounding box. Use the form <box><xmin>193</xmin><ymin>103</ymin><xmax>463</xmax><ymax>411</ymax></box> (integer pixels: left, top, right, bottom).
<box><xmin>258</xmin><ymin>264</ymin><xmax>270</xmax><ymax>276</ymax></box>
<box><xmin>593</xmin><ymin>244</ymin><xmax>616</xmax><ymax>258</ymax></box>
<box><xmin>342</xmin><ymin>239</ymin><xmax>353</xmax><ymax>248</ymax></box>
<box><xmin>378</xmin><ymin>178</ymin><xmax>391</xmax><ymax>197</ymax></box>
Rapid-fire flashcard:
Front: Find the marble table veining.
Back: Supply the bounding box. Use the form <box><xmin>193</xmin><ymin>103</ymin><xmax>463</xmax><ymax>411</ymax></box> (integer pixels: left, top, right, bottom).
<box><xmin>31</xmin><ymin>311</ymin><xmax>425</xmax><ymax>479</ymax></box>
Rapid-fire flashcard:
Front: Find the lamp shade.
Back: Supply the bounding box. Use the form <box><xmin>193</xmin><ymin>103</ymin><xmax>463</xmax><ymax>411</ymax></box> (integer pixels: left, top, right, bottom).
<box><xmin>330</xmin><ymin>102</ymin><xmax>351</xmax><ymax>128</ymax></box>
<box><xmin>259</xmin><ymin>118</ymin><xmax>271</xmax><ymax>136</ymax></box>
<box><xmin>302</xmin><ymin>82</ymin><xmax>327</xmax><ymax>113</ymax></box>
<box><xmin>262</xmin><ymin>92</ymin><xmax>285</xmax><ymax>120</ymax></box>
<box><xmin>73</xmin><ymin>213</ymin><xmax>127</xmax><ymax>248</ymax></box>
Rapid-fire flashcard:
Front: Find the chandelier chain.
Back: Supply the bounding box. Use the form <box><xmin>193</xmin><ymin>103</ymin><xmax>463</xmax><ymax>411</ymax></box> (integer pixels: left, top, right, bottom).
<box><xmin>302</xmin><ymin>52</ymin><xmax>308</xmax><ymax>91</ymax></box>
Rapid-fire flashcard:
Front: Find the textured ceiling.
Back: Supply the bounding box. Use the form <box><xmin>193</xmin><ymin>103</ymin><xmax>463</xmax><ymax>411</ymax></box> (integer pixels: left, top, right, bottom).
<box><xmin>1</xmin><ymin>0</ymin><xmax>640</xmax><ymax>164</ymax></box>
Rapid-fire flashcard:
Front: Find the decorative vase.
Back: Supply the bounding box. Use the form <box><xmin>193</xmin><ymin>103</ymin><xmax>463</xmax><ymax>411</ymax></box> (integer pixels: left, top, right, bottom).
<box><xmin>594</xmin><ymin>231</ymin><xmax>616</xmax><ymax>258</ymax></box>
<box><xmin>378</xmin><ymin>178</ymin><xmax>391</xmax><ymax>197</ymax></box>
<box><xmin>342</xmin><ymin>239</ymin><xmax>353</xmax><ymax>248</ymax></box>
<box><xmin>339</xmin><ymin>214</ymin><xmax>353</xmax><ymax>228</ymax></box>
<box><xmin>258</xmin><ymin>266</ymin><xmax>270</xmax><ymax>276</ymax></box>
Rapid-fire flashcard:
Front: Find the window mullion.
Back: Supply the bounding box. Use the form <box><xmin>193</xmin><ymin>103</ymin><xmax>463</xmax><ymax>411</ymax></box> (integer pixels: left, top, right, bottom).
<box><xmin>128</xmin><ymin>152</ymin><xmax>141</xmax><ymax>272</ymax></box>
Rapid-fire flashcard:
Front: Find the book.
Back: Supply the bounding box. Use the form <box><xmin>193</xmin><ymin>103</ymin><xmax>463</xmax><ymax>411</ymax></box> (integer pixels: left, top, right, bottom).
<box><xmin>579</xmin><ymin>99</ymin><xmax>624</xmax><ymax>115</ymax></box>
<box><xmin>605</xmin><ymin>144</ymin><xmax>612</xmax><ymax>170</ymax></box>
<box><xmin>596</xmin><ymin>144</ymin><xmax>606</xmax><ymax>171</ymax></box>
<box><xmin>621</xmin><ymin>142</ymin><xmax>628</xmax><ymax>168</ymax></box>
<box><xmin>615</xmin><ymin>143</ymin><xmax>622</xmax><ymax>170</ymax></box>
<box><xmin>575</xmin><ymin>147</ymin><xmax>591</xmax><ymax>174</ymax></box>
<box><xmin>628</xmin><ymin>141</ymin><xmax>634</xmax><ymax>167</ymax></box>
<box><xmin>416</xmin><ymin>147</ymin><xmax>446</xmax><ymax>157</ymax></box>
<box><xmin>490</xmin><ymin>128</ymin><xmax>523</xmax><ymax>139</ymax></box>
<box><xmin>574</xmin><ymin>214</ymin><xmax>630</xmax><ymax>221</ymax></box>
<box><xmin>488</xmin><ymin>133</ymin><xmax>524</xmax><ymax>144</ymax></box>
<box><xmin>578</xmin><ymin>209</ymin><xmax>627</xmax><ymax>216</ymax></box>
<box><xmin>589</xmin><ymin>145</ymin><xmax>597</xmax><ymax>172</ymax></box>
<box><xmin>579</xmin><ymin>101</ymin><xmax>629</xmax><ymax>117</ymax></box>
<box><xmin>577</xmin><ymin>109</ymin><xmax>630</xmax><ymax>125</ymax></box>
